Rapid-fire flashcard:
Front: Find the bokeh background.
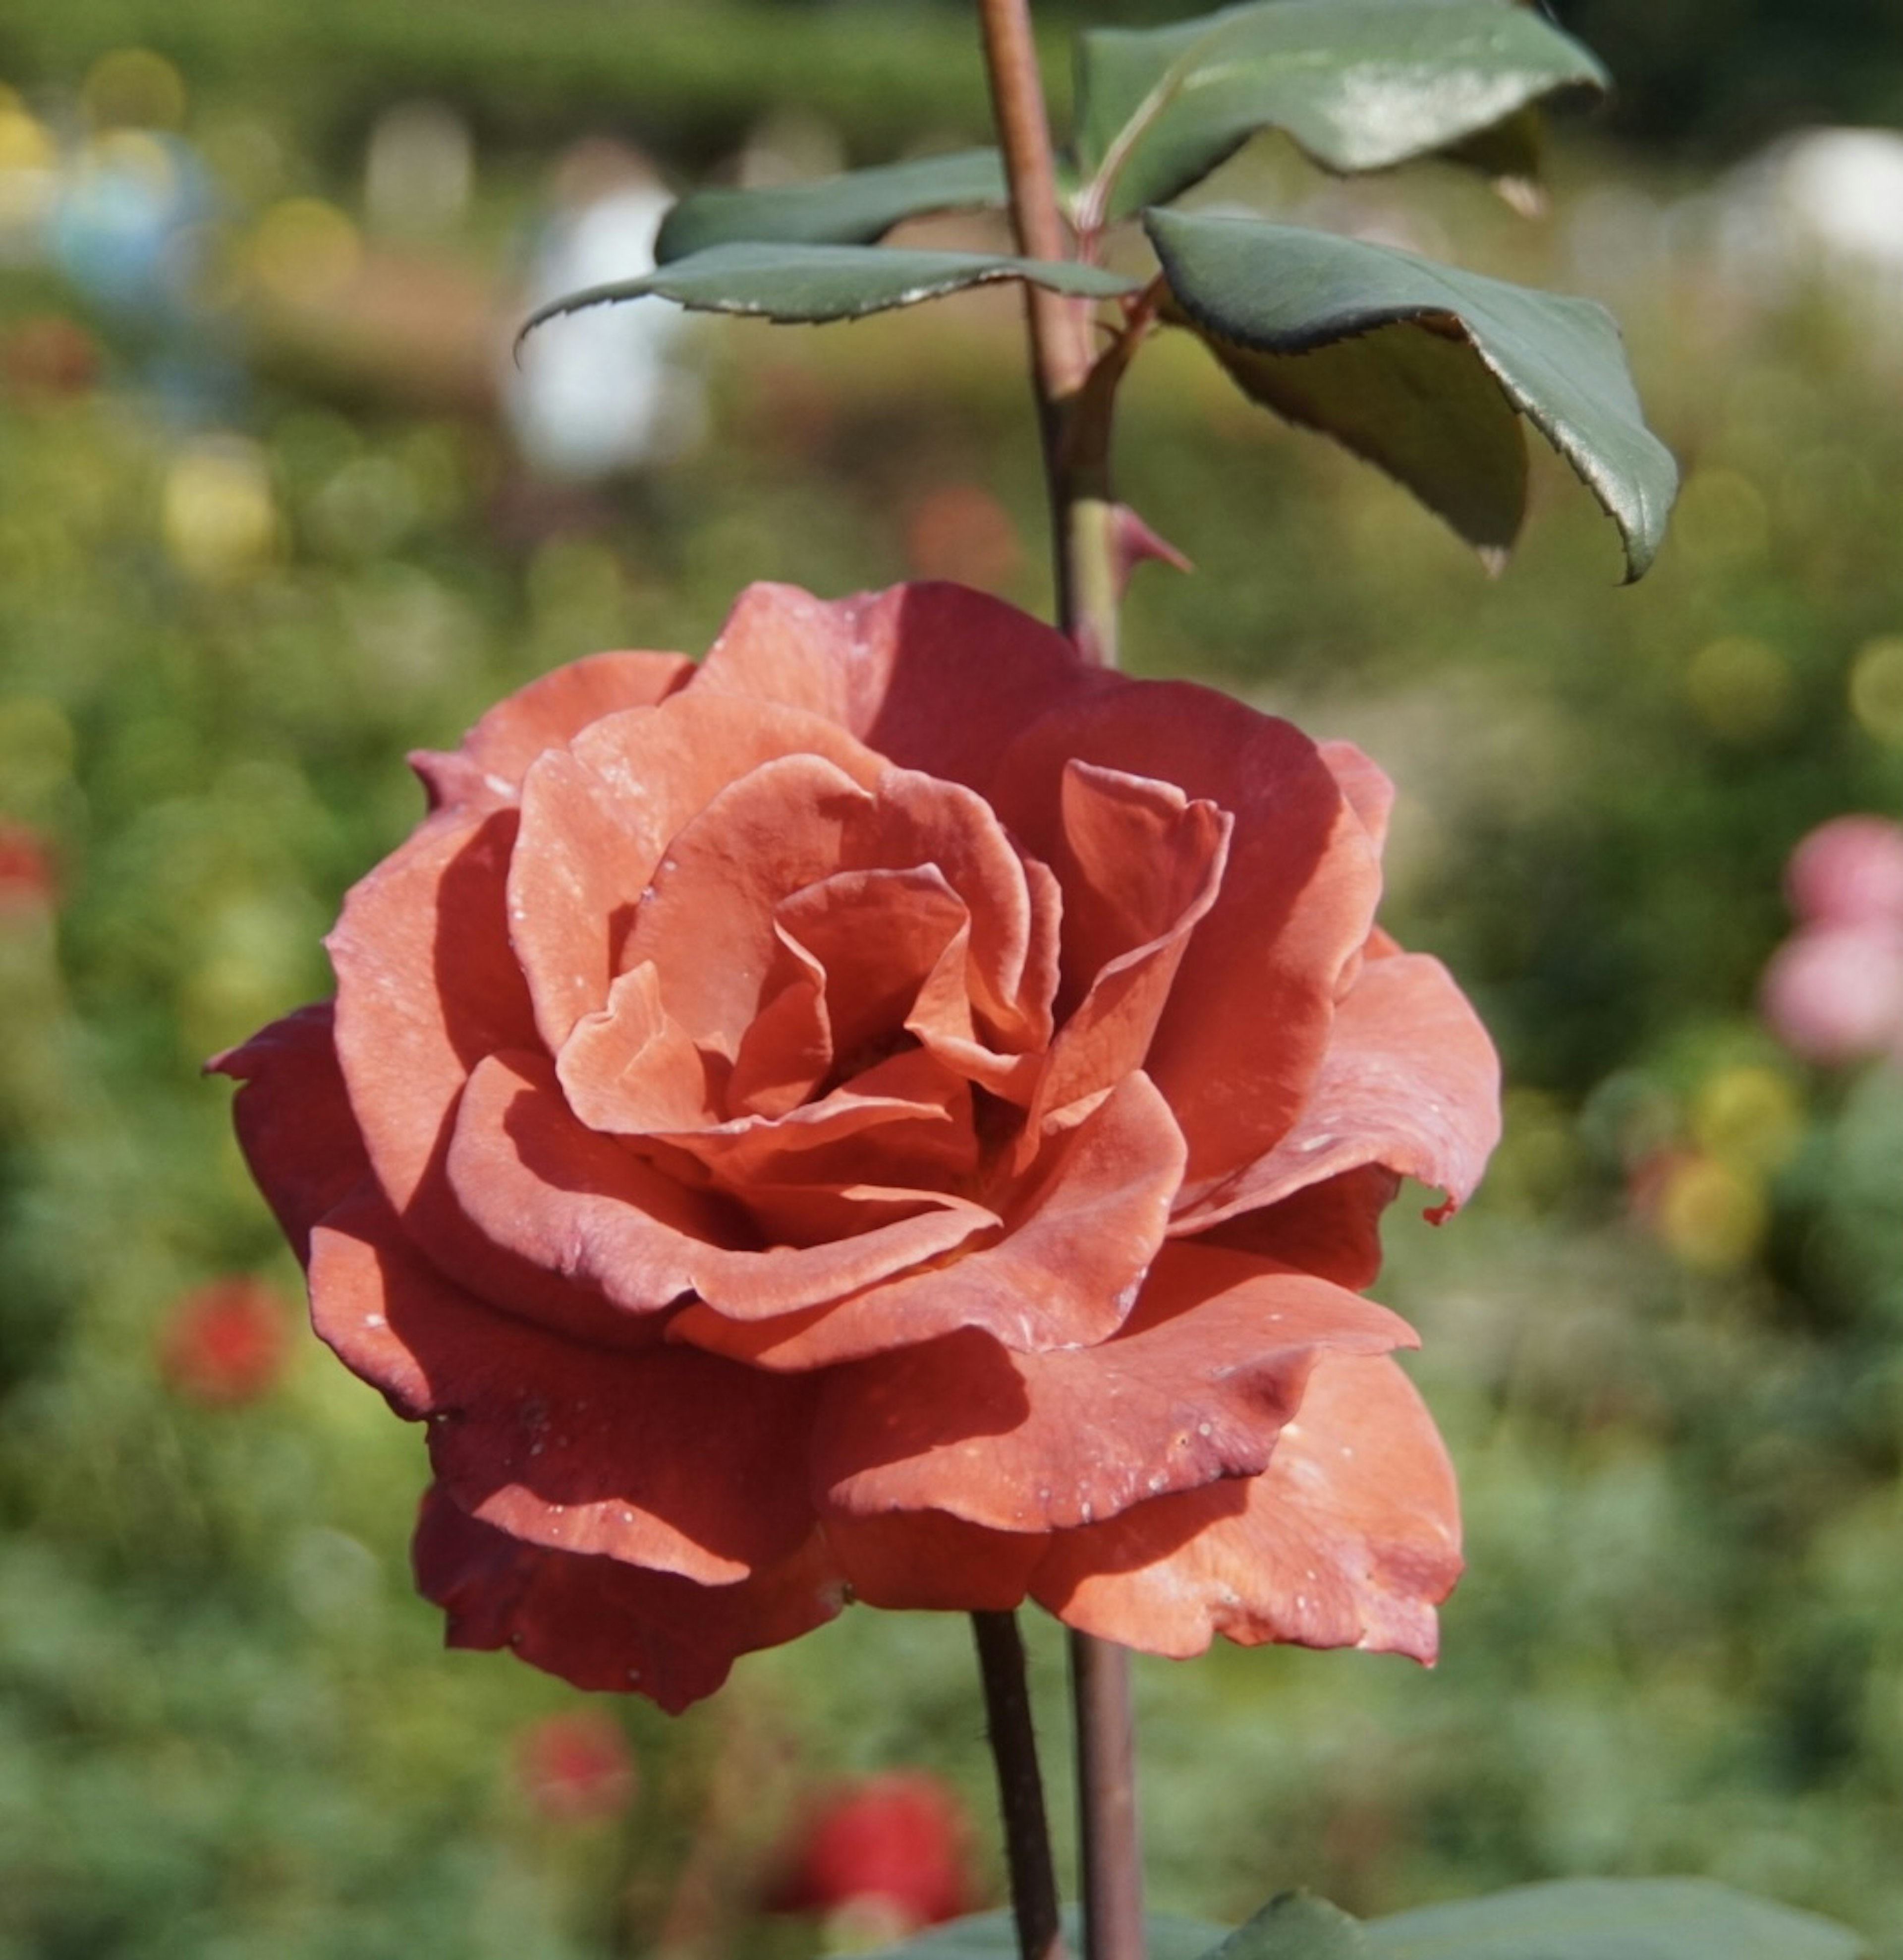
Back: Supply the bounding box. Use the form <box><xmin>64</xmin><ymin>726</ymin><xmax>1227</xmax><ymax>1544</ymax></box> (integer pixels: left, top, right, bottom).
<box><xmin>2</xmin><ymin>1</ymin><xmax>1902</xmax><ymax>1955</ymax></box>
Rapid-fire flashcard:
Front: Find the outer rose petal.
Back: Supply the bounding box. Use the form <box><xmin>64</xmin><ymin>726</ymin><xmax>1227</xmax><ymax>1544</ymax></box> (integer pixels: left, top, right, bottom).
<box><xmin>1031</xmin><ymin>1352</ymin><xmax>1460</xmax><ymax>1663</ymax></box>
<box><xmin>693</xmin><ymin>581</ymin><xmax>1114</xmax><ymax>798</ymax></box>
<box><xmin>824</xmin><ymin>1509</ymin><xmax>1046</xmax><ymax>1612</ymax></box>
<box><xmin>328</xmin><ymin>804</ymin><xmax>633</xmax><ymax>1343</ymax></box>
<box><xmin>411</xmin><ymin>650</ymin><xmax>693</xmax><ymax>815</ymax></box>
<box><xmin>1175</xmin><ymin>950</ymin><xmax>1501</xmax><ymax>1233</ymax></box>
<box><xmin>992</xmin><ymin>681</ymin><xmax>1382</xmax><ymax>1190</ymax></box>
<box><xmin>207</xmin><ymin>1003</ymin><xmax>364</xmax><ymax>1260</ymax></box>
<box><xmin>309</xmin><ymin>1182</ymin><xmax>819</xmax><ymax>1584</ymax></box>
<box><xmin>812</xmin><ymin>1243</ymin><xmax>1414</xmax><ymax>1531</ymax></box>
<box><xmin>414</xmin><ymin>1487</ymin><xmax>846</xmax><ymax>1714</ymax></box>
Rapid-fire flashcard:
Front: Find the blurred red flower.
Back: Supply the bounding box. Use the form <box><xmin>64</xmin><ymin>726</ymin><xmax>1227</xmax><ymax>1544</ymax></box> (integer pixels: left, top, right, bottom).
<box><xmin>775</xmin><ymin>1771</ymin><xmax>972</xmax><ymax>1931</ymax></box>
<box><xmin>515</xmin><ymin>1709</ymin><xmax>637</xmax><ymax>1822</ymax></box>
<box><xmin>157</xmin><ymin>1277</ymin><xmax>291</xmax><ymax>1405</ymax></box>
<box><xmin>213</xmin><ymin>581</ymin><xmax>1498</xmax><ymax>1711</ymax></box>
<box><xmin>0</xmin><ymin>822</ymin><xmax>56</xmax><ymax>913</ymax></box>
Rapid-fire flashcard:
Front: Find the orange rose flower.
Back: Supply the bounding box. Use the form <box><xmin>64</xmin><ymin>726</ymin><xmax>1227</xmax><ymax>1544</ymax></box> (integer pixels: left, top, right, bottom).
<box><xmin>213</xmin><ymin>582</ymin><xmax>1498</xmax><ymax>1712</ymax></box>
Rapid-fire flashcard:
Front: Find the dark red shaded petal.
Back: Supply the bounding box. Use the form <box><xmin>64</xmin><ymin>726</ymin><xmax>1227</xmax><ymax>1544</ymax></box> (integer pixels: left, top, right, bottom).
<box><xmin>814</xmin><ymin>1242</ymin><xmax>1412</xmax><ymax>1531</ymax></box>
<box><xmin>1021</xmin><ymin>762</ymin><xmax>1231</xmax><ymax>1149</ymax></box>
<box><xmin>309</xmin><ymin>1183</ymin><xmax>819</xmax><ymax>1582</ymax></box>
<box><xmin>1175</xmin><ymin>951</ymin><xmax>1501</xmax><ymax>1233</ymax></box>
<box><xmin>447</xmin><ymin>1049</ymin><xmax>995</xmax><ymax>1321</ymax></box>
<box><xmin>993</xmin><ymin>681</ymin><xmax>1382</xmax><ymax>1190</ymax></box>
<box><xmin>669</xmin><ymin>1069</ymin><xmax>1183</xmax><ymax>1370</ymax></box>
<box><xmin>1196</xmin><ymin>1163</ymin><xmax>1402</xmax><ymax>1292</ymax></box>
<box><xmin>414</xmin><ymin>1487</ymin><xmax>847</xmax><ymax>1714</ymax></box>
<box><xmin>692</xmin><ymin>581</ymin><xmax>1113</xmax><ymax>798</ymax></box>
<box><xmin>207</xmin><ymin>1002</ymin><xmax>364</xmax><ymax>1261</ymax></box>
<box><xmin>823</xmin><ymin>1508</ymin><xmax>1045</xmax><ymax>1612</ymax></box>
<box><xmin>509</xmin><ymin>694</ymin><xmax>887</xmax><ymax>1054</ymax></box>
<box><xmin>1031</xmin><ymin>1352</ymin><xmax>1460</xmax><ymax>1662</ymax></box>
<box><xmin>412</xmin><ymin>651</ymin><xmax>693</xmax><ymax>815</ymax></box>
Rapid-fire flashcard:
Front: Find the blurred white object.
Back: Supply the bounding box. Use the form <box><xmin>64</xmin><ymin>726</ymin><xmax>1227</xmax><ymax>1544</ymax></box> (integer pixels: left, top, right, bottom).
<box><xmin>504</xmin><ymin>145</ymin><xmax>705</xmax><ymax>480</ymax></box>
<box><xmin>1718</xmin><ymin>127</ymin><xmax>1903</xmax><ymax>302</ymax></box>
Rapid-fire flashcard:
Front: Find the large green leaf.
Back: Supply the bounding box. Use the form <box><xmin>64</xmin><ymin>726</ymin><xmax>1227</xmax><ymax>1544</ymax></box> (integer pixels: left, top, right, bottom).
<box><xmin>1145</xmin><ymin>208</ymin><xmax>1678</xmax><ymax>579</ymax></box>
<box><xmin>655</xmin><ymin>150</ymin><xmax>1008</xmax><ymax>262</ymax></box>
<box><xmin>518</xmin><ymin>240</ymin><xmax>1138</xmax><ymax>337</ymax></box>
<box><xmin>1073</xmin><ymin>0</ymin><xmax>1608</xmax><ymax>223</ymax></box>
<box><xmin>1210</xmin><ymin>1893</ymin><xmax>1371</xmax><ymax>1960</ymax></box>
<box><xmin>866</xmin><ymin>1908</ymin><xmax>1229</xmax><ymax>1960</ymax></box>
<box><xmin>1364</xmin><ymin>1878</ymin><xmax>1868</xmax><ymax>1958</ymax></box>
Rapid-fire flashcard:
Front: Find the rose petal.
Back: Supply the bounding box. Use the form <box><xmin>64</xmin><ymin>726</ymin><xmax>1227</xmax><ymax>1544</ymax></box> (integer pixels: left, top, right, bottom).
<box><xmin>1197</xmin><ymin>1163</ymin><xmax>1402</xmax><ymax>1291</ymax></box>
<box><xmin>557</xmin><ymin>961</ymin><xmax>718</xmax><ymax>1136</ymax></box>
<box><xmin>814</xmin><ymin>1242</ymin><xmax>1413</xmax><ymax>1531</ymax></box>
<box><xmin>1021</xmin><ymin>762</ymin><xmax>1231</xmax><ymax>1151</ymax></box>
<box><xmin>447</xmin><ymin>1049</ymin><xmax>997</xmax><ymax>1321</ymax></box>
<box><xmin>1318</xmin><ymin>741</ymin><xmax>1395</xmax><ymax>856</ymax></box>
<box><xmin>728</xmin><ymin>930</ymin><xmax>833</xmax><ymax>1118</ymax></box>
<box><xmin>208</xmin><ymin>1002</ymin><xmax>364</xmax><ymax>1260</ymax></box>
<box><xmin>413</xmin><ymin>1487</ymin><xmax>846</xmax><ymax>1713</ymax></box>
<box><xmin>412</xmin><ymin>651</ymin><xmax>693</xmax><ymax>815</ymax></box>
<box><xmin>331</xmin><ymin>807</ymin><xmax>629</xmax><ymax>1340</ymax></box>
<box><xmin>669</xmin><ymin>1069</ymin><xmax>1184</xmax><ymax>1370</ymax></box>
<box><xmin>824</xmin><ymin>1508</ymin><xmax>1045</xmax><ymax>1612</ymax></box>
<box><xmin>1176</xmin><ymin>951</ymin><xmax>1501</xmax><ymax>1232</ymax></box>
<box><xmin>510</xmin><ymin>693</ymin><xmax>888</xmax><ymax>1053</ymax></box>
<box><xmin>310</xmin><ymin>1183</ymin><xmax>820</xmax><ymax>1583</ymax></box>
<box><xmin>653</xmin><ymin>1049</ymin><xmax>980</xmax><ymax>1198</ymax></box>
<box><xmin>693</xmin><ymin>581</ymin><xmax>1111</xmax><ymax>798</ymax></box>
<box><xmin>993</xmin><ymin>680</ymin><xmax>1381</xmax><ymax>1189</ymax></box>
<box><xmin>1031</xmin><ymin>1351</ymin><xmax>1460</xmax><ymax>1663</ymax></box>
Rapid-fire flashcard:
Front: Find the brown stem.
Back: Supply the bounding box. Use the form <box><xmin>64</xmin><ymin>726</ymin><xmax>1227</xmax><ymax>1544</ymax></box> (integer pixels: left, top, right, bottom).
<box><xmin>1070</xmin><ymin>1632</ymin><xmax>1144</xmax><ymax>1960</ymax></box>
<box><xmin>972</xmin><ymin>1611</ymin><xmax>1068</xmax><ymax>1960</ymax></box>
<box><xmin>975</xmin><ymin>0</ymin><xmax>1120</xmax><ymax>668</ymax></box>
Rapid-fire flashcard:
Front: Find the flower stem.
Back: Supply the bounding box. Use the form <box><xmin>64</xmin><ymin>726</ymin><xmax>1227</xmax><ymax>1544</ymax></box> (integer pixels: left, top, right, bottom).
<box><xmin>975</xmin><ymin>5</ymin><xmax>1147</xmax><ymax>1957</ymax></box>
<box><xmin>1069</xmin><ymin>1632</ymin><xmax>1144</xmax><ymax>1960</ymax></box>
<box><xmin>971</xmin><ymin>1611</ymin><xmax>1067</xmax><ymax>1960</ymax></box>
<box><xmin>975</xmin><ymin>0</ymin><xmax>1121</xmax><ymax>669</ymax></box>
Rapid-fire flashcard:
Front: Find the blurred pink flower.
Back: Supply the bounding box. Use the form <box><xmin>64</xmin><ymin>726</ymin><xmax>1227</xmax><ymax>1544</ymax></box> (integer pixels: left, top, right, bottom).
<box><xmin>1759</xmin><ymin>923</ymin><xmax>1903</xmax><ymax>1064</ymax></box>
<box><xmin>1785</xmin><ymin>815</ymin><xmax>1903</xmax><ymax>930</ymax></box>
<box><xmin>515</xmin><ymin>1709</ymin><xmax>637</xmax><ymax>1822</ymax></box>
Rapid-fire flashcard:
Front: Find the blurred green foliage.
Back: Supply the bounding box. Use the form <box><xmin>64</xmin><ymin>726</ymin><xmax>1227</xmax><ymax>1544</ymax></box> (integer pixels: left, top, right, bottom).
<box><xmin>2</xmin><ymin>6</ymin><xmax>1903</xmax><ymax>1959</ymax></box>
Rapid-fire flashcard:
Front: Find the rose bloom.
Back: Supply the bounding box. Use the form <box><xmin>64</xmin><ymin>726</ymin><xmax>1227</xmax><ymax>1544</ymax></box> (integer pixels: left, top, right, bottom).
<box><xmin>213</xmin><ymin>582</ymin><xmax>1498</xmax><ymax>1713</ymax></box>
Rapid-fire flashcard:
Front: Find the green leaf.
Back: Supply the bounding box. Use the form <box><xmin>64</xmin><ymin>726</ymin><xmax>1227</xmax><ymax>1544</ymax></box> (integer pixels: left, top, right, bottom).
<box><xmin>655</xmin><ymin>150</ymin><xmax>1008</xmax><ymax>262</ymax></box>
<box><xmin>518</xmin><ymin>240</ymin><xmax>1138</xmax><ymax>337</ymax></box>
<box><xmin>1209</xmin><ymin>1892</ymin><xmax>1372</xmax><ymax>1960</ymax></box>
<box><xmin>867</xmin><ymin>1909</ymin><xmax>1230</xmax><ymax>1960</ymax></box>
<box><xmin>1074</xmin><ymin>0</ymin><xmax>1609</xmax><ymax>223</ymax></box>
<box><xmin>1145</xmin><ymin>208</ymin><xmax>1678</xmax><ymax>579</ymax></box>
<box><xmin>1365</xmin><ymin>1878</ymin><xmax>1868</xmax><ymax>1959</ymax></box>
